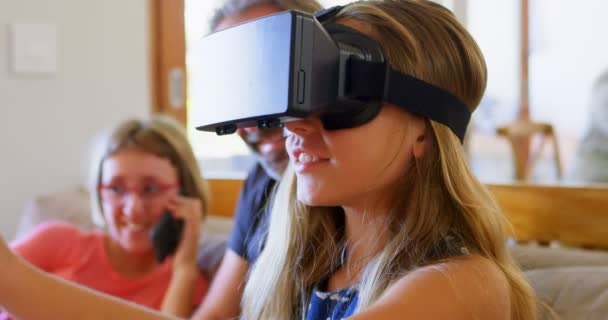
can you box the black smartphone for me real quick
[149,211,184,263]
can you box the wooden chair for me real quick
[496,120,563,181]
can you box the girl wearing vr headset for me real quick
[0,1,538,319]
[241,1,538,320]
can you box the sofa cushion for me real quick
[510,244,608,270]
[526,266,608,320]
[197,216,233,278]
[14,189,95,240]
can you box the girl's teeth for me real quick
[298,153,319,163]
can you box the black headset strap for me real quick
[318,10,471,142]
[348,59,470,142]
[386,67,471,143]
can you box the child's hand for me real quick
[164,195,203,273]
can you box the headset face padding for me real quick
[320,23,387,130]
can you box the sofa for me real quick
[13,189,608,319]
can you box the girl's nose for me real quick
[284,117,319,137]
[121,194,145,219]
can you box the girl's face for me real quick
[284,104,426,209]
[99,148,179,255]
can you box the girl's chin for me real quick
[297,192,336,207]
[119,242,154,256]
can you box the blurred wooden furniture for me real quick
[496,120,563,181]
[208,179,608,249]
[496,0,564,182]
[206,178,245,218]
[488,183,608,249]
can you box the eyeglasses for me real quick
[98,182,179,206]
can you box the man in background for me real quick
[193,1,323,319]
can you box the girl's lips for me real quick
[291,148,330,172]
[120,218,153,231]
[125,223,145,231]
[291,148,325,162]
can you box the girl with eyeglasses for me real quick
[1,115,209,319]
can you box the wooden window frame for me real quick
[149,0,187,124]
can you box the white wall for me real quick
[0,1,150,239]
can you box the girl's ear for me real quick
[413,134,426,159]
[412,118,427,159]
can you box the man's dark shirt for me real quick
[227,164,276,263]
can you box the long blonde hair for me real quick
[243,1,538,319]
[89,115,208,226]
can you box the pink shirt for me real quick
[2,222,208,317]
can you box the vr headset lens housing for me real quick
[191,7,471,142]
[190,12,294,134]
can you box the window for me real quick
[465,0,520,182]
[185,0,251,178]
[466,0,608,182]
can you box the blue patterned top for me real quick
[305,283,359,320]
